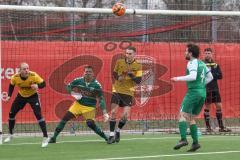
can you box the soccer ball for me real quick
[112,2,126,16]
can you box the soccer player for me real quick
[4,62,49,147]
[48,65,109,143]
[171,44,213,152]
[107,46,142,144]
[203,48,231,132]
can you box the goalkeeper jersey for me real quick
[67,77,106,109]
[10,71,44,97]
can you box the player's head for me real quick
[204,48,213,61]
[185,43,200,60]
[19,62,29,78]
[84,65,94,81]
[125,46,136,62]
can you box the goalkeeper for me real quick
[49,65,109,143]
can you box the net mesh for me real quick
[0,2,240,136]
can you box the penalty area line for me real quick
[86,150,240,160]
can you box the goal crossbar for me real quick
[0,5,240,16]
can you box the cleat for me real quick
[219,128,231,132]
[115,131,120,143]
[41,137,50,148]
[173,140,188,150]
[206,127,214,132]
[187,143,201,152]
[48,137,56,143]
[4,135,13,143]
[107,136,115,144]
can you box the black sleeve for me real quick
[132,77,142,84]
[127,72,142,84]
[37,81,46,89]
[212,65,222,80]
[8,84,15,97]
[113,72,119,80]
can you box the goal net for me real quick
[0,4,240,139]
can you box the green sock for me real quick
[190,124,198,144]
[52,120,66,139]
[92,124,108,141]
[179,121,187,141]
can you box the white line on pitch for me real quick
[2,135,239,146]
[86,151,240,160]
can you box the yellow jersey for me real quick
[10,71,44,97]
[112,58,142,96]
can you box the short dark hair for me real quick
[84,65,93,70]
[204,48,213,52]
[187,43,200,58]
[126,46,136,52]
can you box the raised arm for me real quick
[171,59,198,82]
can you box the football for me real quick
[112,2,126,16]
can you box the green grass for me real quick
[0,134,240,160]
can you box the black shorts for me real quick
[205,90,222,104]
[10,93,42,116]
[111,93,133,107]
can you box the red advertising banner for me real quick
[1,41,240,123]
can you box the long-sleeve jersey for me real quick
[66,77,106,111]
[9,71,45,97]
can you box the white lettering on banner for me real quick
[1,67,20,79]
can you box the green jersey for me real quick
[181,59,209,115]
[186,59,208,90]
[66,77,106,110]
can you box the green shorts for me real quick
[181,89,206,115]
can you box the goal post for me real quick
[0,5,240,16]
[0,4,240,139]
[0,16,2,144]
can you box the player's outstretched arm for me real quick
[171,71,197,82]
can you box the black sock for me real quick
[109,119,116,132]
[118,119,127,130]
[216,109,224,129]
[38,119,48,137]
[9,119,15,135]
[86,120,107,141]
[204,109,211,129]
[52,120,67,139]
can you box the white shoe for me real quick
[41,137,50,148]
[4,135,13,143]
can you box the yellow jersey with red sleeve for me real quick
[112,58,142,96]
[10,71,44,97]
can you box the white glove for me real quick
[71,91,82,100]
[103,113,109,122]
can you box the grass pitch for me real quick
[0,133,240,160]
